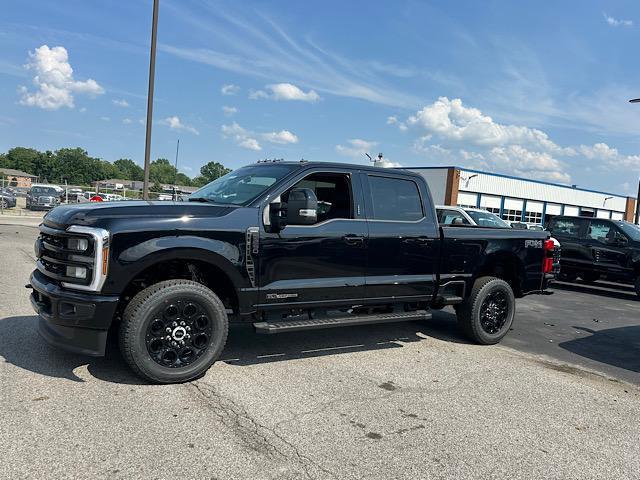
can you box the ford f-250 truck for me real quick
[29,161,556,383]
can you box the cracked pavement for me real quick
[1,224,639,479]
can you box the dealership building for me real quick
[407,166,638,225]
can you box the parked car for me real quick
[26,185,62,210]
[0,189,17,209]
[547,215,640,296]
[508,221,545,231]
[436,205,511,228]
[29,161,556,383]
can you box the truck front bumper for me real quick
[29,270,119,356]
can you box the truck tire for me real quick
[456,276,515,345]
[635,276,640,299]
[119,279,229,384]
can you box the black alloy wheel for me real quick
[120,279,229,384]
[145,300,213,368]
[479,290,509,334]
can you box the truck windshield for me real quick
[189,164,297,205]
[464,209,511,228]
[616,221,640,241]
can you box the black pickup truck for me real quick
[547,215,640,296]
[29,161,555,383]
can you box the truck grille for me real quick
[35,225,94,286]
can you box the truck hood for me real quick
[43,201,237,229]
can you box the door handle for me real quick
[416,237,434,244]
[343,234,365,246]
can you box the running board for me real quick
[254,310,431,334]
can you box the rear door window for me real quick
[587,220,613,243]
[368,176,423,221]
[549,218,583,237]
[437,209,469,225]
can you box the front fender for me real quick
[103,233,247,295]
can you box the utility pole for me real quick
[142,0,160,201]
[1,176,4,215]
[173,138,180,201]
[629,98,640,224]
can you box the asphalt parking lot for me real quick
[1,222,639,479]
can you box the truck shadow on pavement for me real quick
[0,315,146,384]
[552,281,638,302]
[559,326,640,374]
[2,311,470,383]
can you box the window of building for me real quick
[502,209,523,222]
[484,207,501,215]
[368,176,423,221]
[287,172,353,223]
[524,211,543,224]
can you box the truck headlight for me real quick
[66,265,88,279]
[67,237,89,251]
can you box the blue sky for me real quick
[1,0,640,193]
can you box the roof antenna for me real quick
[365,153,372,163]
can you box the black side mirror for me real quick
[286,188,318,225]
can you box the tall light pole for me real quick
[629,98,640,224]
[143,0,160,201]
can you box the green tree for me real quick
[191,175,209,188]
[114,158,144,181]
[5,147,41,174]
[150,180,164,193]
[149,158,177,184]
[199,161,230,183]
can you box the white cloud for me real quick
[238,138,262,151]
[221,84,240,95]
[250,83,320,102]
[405,97,576,182]
[19,45,104,110]
[262,130,298,144]
[122,118,132,124]
[221,122,261,151]
[79,107,87,113]
[406,97,571,154]
[387,115,408,131]
[100,116,110,122]
[222,105,237,116]
[112,99,129,107]
[160,116,199,135]
[335,139,399,166]
[604,13,633,27]
[579,142,640,169]
[248,89,269,100]
[336,139,378,159]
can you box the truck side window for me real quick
[438,209,468,225]
[587,220,612,243]
[368,176,423,221]
[550,218,581,237]
[285,172,353,223]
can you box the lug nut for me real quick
[166,335,171,341]
[185,334,190,339]
[171,341,177,347]
[166,327,171,333]
[180,321,186,326]
[186,326,191,332]
[172,322,178,327]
